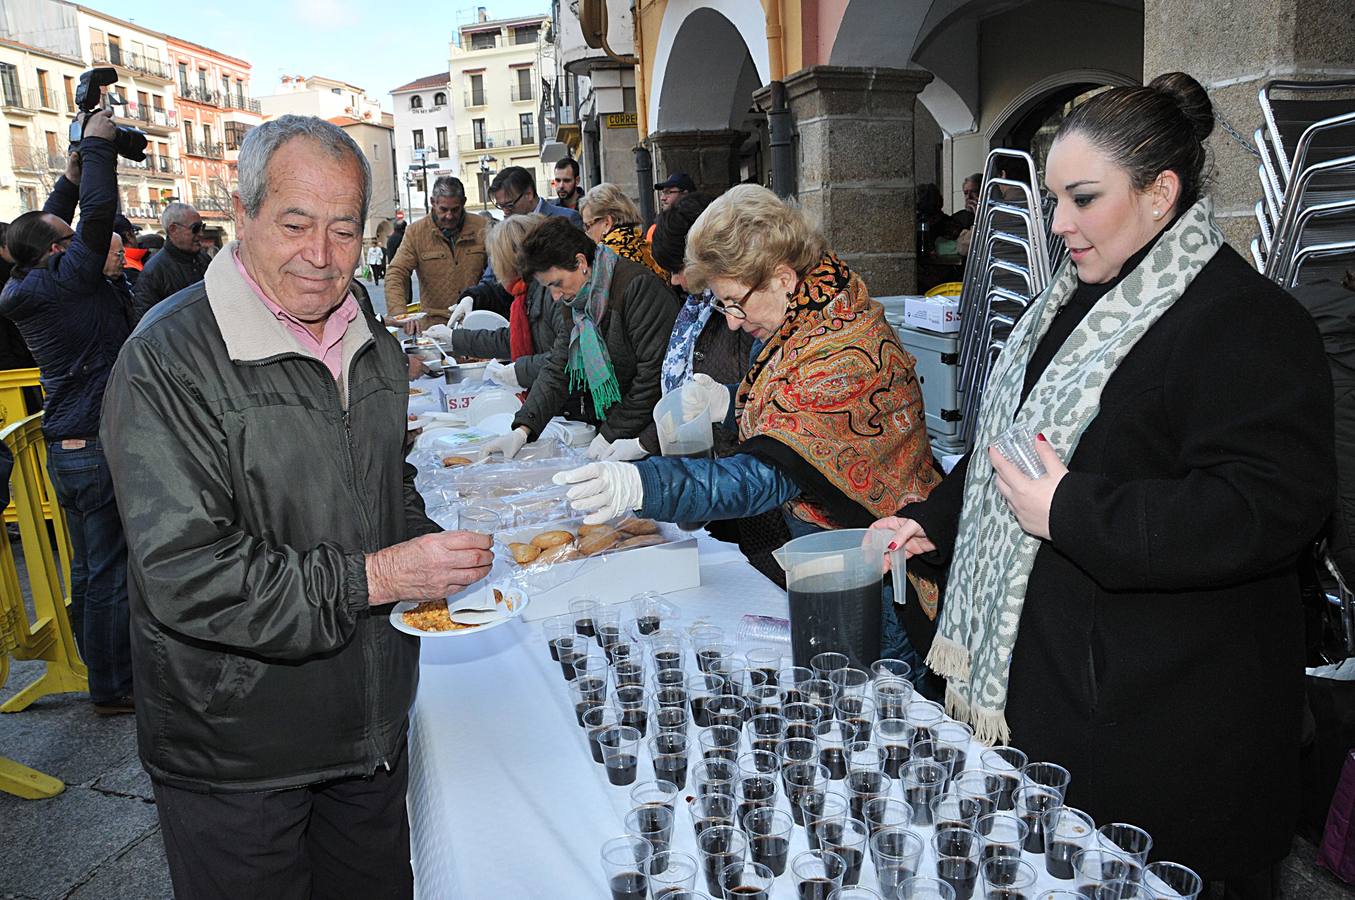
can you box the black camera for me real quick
[67,67,148,161]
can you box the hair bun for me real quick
[1148,71,1214,143]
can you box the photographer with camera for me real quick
[0,108,135,716]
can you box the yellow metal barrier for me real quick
[0,412,84,708]
[0,369,51,527]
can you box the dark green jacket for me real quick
[512,256,678,442]
[101,246,439,793]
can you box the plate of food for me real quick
[391,584,530,638]
[389,312,427,324]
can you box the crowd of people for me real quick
[0,68,1344,900]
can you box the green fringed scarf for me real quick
[928,198,1225,746]
[565,245,622,418]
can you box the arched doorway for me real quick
[988,70,1137,176]
[647,2,767,194]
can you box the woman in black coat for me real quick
[874,74,1334,896]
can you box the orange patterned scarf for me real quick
[736,254,941,614]
[602,224,669,283]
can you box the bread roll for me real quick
[442,455,473,467]
[535,543,580,565]
[578,528,621,556]
[617,533,666,550]
[508,542,540,564]
[617,518,659,536]
[531,529,575,549]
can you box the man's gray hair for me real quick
[161,201,196,231]
[236,115,371,222]
[431,176,465,202]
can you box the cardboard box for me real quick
[903,296,962,334]
[499,518,701,621]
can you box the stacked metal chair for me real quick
[1250,79,1355,289]
[954,149,1058,449]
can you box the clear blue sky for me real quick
[86,0,550,110]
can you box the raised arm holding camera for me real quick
[0,107,136,716]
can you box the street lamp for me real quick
[478,154,496,212]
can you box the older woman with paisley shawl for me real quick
[556,185,941,660]
[872,74,1334,892]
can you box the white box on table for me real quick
[499,519,701,621]
[902,295,961,333]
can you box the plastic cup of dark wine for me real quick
[790,848,847,900]
[742,806,794,876]
[777,666,816,704]
[654,666,687,691]
[734,756,779,827]
[875,717,915,777]
[595,602,624,650]
[600,833,655,900]
[688,673,725,729]
[896,875,957,899]
[954,771,1003,826]
[803,677,839,713]
[599,724,643,786]
[870,826,925,897]
[613,685,651,738]
[931,791,981,833]
[846,740,887,776]
[746,712,786,759]
[979,856,1038,900]
[744,647,782,685]
[570,596,601,640]
[803,791,850,850]
[781,759,830,826]
[811,815,868,887]
[543,614,573,661]
[813,718,856,781]
[872,676,914,720]
[745,686,782,720]
[688,790,738,844]
[647,849,700,897]
[911,740,957,784]
[834,695,877,744]
[572,649,610,686]
[649,629,687,674]
[706,694,749,731]
[1142,862,1203,900]
[697,640,737,677]
[933,825,982,900]
[1012,784,1062,854]
[1040,806,1096,880]
[631,778,679,815]
[1072,847,1134,899]
[584,706,622,765]
[691,757,739,802]
[650,732,690,790]
[828,666,871,698]
[569,672,609,727]
[903,698,945,744]
[630,591,668,638]
[871,657,913,681]
[719,860,774,899]
[1020,761,1071,798]
[980,747,1028,811]
[846,769,890,826]
[625,803,675,861]
[977,812,1028,867]
[862,796,914,837]
[696,824,748,896]
[656,703,691,736]
[698,724,742,763]
[555,634,590,683]
[901,759,947,826]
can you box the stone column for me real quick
[1144,0,1355,254]
[773,66,934,297]
[644,129,747,197]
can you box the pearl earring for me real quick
[1153,209,1162,219]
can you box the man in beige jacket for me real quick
[385,175,488,329]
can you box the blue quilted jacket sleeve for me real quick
[634,451,800,523]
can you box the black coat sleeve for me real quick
[463,282,513,317]
[1049,289,1336,592]
[451,325,510,361]
[598,274,679,442]
[897,453,971,565]
[511,306,574,440]
[131,254,169,322]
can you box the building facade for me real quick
[449,10,551,209]
[257,75,384,123]
[0,37,87,223]
[390,72,455,222]
[166,36,261,243]
[331,117,399,241]
[549,0,1355,295]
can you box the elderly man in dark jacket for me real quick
[100,114,493,899]
[0,111,134,715]
[130,200,210,320]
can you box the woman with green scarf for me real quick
[872,73,1333,895]
[484,216,678,458]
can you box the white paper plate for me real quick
[389,312,426,324]
[466,390,523,426]
[390,585,529,638]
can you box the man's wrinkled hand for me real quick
[365,531,494,605]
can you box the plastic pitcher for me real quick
[652,382,714,459]
[772,529,905,669]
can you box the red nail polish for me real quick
[887,542,897,551]
[1037,433,1047,442]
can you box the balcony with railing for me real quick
[124,200,164,222]
[464,89,487,108]
[90,43,172,81]
[0,87,37,115]
[184,141,226,160]
[223,94,262,114]
[118,154,182,178]
[193,195,234,217]
[115,105,177,135]
[510,83,534,103]
[458,127,537,154]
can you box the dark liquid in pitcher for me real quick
[787,573,883,669]
[609,872,647,900]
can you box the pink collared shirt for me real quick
[233,249,358,382]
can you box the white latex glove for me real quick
[423,324,455,344]
[602,438,648,462]
[483,426,529,459]
[446,296,475,328]
[682,373,731,425]
[553,462,645,526]
[485,359,521,391]
[586,433,612,460]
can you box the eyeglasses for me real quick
[709,283,757,320]
[495,191,527,212]
[175,220,204,234]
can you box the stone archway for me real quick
[648,3,767,195]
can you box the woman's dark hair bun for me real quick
[1149,71,1214,144]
